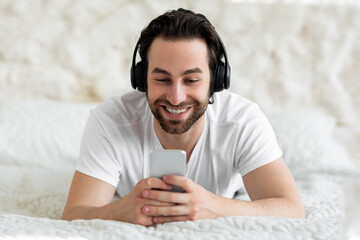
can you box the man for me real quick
[62,8,305,226]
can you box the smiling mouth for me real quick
[164,106,188,115]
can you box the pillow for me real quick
[0,97,96,170]
[266,108,355,175]
[0,98,354,175]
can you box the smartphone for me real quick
[149,149,186,192]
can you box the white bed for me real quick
[0,96,358,240]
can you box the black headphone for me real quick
[130,31,230,93]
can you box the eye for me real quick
[155,78,170,82]
[185,78,199,83]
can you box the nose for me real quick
[167,82,186,106]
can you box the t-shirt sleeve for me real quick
[75,111,121,187]
[236,105,283,176]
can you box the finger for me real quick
[144,199,176,207]
[143,189,188,204]
[152,215,189,224]
[140,216,156,226]
[139,177,173,191]
[162,175,196,192]
[142,205,190,217]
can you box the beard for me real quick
[147,95,209,135]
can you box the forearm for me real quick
[61,201,118,221]
[215,196,305,219]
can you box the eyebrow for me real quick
[151,67,203,76]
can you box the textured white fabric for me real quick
[267,108,355,174]
[75,90,282,199]
[0,97,358,239]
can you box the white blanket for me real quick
[0,97,358,239]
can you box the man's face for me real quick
[146,37,211,135]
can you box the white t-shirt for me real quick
[76,90,282,199]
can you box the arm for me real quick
[237,157,305,218]
[61,171,174,226]
[141,158,305,223]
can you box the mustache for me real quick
[154,99,197,108]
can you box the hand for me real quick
[141,175,224,224]
[113,177,174,226]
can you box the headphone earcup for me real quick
[213,62,225,92]
[224,62,230,90]
[134,61,146,92]
[130,62,137,90]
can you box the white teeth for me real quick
[166,107,187,114]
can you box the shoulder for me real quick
[92,91,150,127]
[207,91,263,126]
